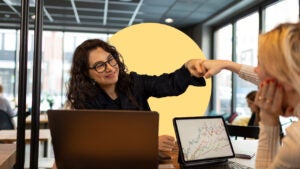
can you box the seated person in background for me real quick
[67,39,206,152]
[199,22,300,169]
[0,84,16,118]
[246,90,260,126]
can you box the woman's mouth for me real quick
[105,71,115,78]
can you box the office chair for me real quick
[226,124,259,140]
[0,109,14,130]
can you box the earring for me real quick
[91,79,96,85]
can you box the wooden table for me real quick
[0,129,51,157]
[26,114,49,128]
[159,139,258,169]
[0,144,16,169]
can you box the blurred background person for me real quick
[0,84,16,118]
[246,90,260,126]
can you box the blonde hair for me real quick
[258,22,300,94]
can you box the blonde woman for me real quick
[200,22,300,168]
[254,22,300,168]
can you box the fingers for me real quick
[266,79,276,102]
[161,135,175,142]
[185,59,230,78]
[159,135,176,152]
[159,144,175,151]
[262,79,276,110]
[159,145,173,152]
[185,59,205,78]
[256,79,276,107]
[255,83,263,104]
[202,60,224,78]
[204,71,213,78]
[271,83,283,113]
[255,79,283,126]
[189,66,204,77]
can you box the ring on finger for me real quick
[266,99,272,103]
[258,96,264,100]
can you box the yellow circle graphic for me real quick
[109,23,211,136]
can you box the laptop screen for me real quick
[279,116,298,135]
[48,109,159,169]
[173,116,234,163]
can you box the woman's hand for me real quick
[158,135,176,152]
[255,79,282,126]
[184,59,243,78]
[201,60,242,78]
[184,59,205,78]
[201,60,227,78]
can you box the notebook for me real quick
[47,109,159,169]
[173,116,252,169]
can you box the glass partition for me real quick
[213,25,232,116]
[264,0,299,32]
[235,13,259,116]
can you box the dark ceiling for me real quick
[0,0,249,33]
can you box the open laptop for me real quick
[47,109,159,169]
[173,116,252,169]
[279,116,298,136]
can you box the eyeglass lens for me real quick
[95,56,117,73]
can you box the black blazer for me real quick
[84,65,206,110]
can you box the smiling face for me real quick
[88,47,119,89]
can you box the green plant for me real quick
[46,94,54,109]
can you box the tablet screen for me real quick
[174,116,234,162]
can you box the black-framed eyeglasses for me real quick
[89,55,118,73]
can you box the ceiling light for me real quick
[31,15,35,19]
[165,18,173,23]
[120,0,132,2]
[4,14,10,18]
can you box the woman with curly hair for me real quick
[66,38,206,152]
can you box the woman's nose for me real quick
[105,62,114,72]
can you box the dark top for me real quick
[248,112,259,126]
[248,113,256,126]
[84,65,206,110]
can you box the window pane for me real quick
[24,30,34,109]
[265,0,299,32]
[0,29,17,105]
[40,31,64,110]
[235,13,258,117]
[213,25,232,115]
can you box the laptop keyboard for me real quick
[181,161,253,169]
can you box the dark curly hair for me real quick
[67,39,137,109]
